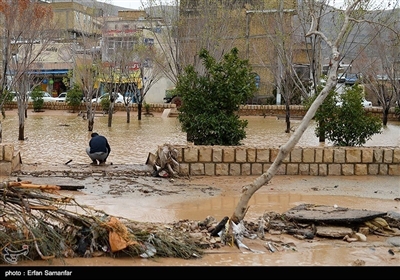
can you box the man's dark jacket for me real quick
[89,135,111,154]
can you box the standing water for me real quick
[1,110,399,165]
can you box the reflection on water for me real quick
[1,112,399,164]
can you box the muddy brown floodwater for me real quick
[0,109,399,270]
[2,109,399,165]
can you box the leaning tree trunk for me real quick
[230,53,341,224]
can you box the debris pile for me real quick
[147,144,180,178]
[1,180,400,264]
[0,180,202,264]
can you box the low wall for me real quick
[0,144,21,176]
[4,102,399,120]
[173,145,400,176]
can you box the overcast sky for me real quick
[98,0,143,10]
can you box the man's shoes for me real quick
[90,160,98,165]
[98,160,105,166]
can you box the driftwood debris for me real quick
[4,181,84,191]
[147,144,180,178]
[0,180,203,264]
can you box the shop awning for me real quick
[27,69,70,75]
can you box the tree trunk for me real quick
[285,103,291,133]
[383,108,389,126]
[18,108,25,141]
[108,102,114,127]
[138,102,142,121]
[87,108,94,132]
[126,106,130,123]
[231,57,340,224]
[318,120,326,142]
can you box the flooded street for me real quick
[1,109,400,267]
[1,109,400,165]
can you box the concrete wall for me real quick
[174,145,400,176]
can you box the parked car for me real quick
[53,92,67,102]
[91,92,124,104]
[362,98,373,107]
[11,91,19,102]
[124,92,137,103]
[27,91,57,102]
[344,73,359,85]
[337,74,346,83]
[336,98,372,108]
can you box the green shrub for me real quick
[177,47,256,145]
[66,85,83,112]
[30,89,44,112]
[100,96,110,112]
[395,106,400,121]
[310,85,382,146]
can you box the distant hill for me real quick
[48,0,133,16]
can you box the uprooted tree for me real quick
[230,0,399,225]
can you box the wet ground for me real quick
[7,168,400,267]
[1,109,400,268]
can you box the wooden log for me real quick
[57,185,85,191]
[29,205,58,211]
[6,181,61,191]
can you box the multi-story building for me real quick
[178,0,309,104]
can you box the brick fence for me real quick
[173,145,400,176]
[4,102,399,120]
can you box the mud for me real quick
[4,164,400,267]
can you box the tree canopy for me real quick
[176,47,257,145]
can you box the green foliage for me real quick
[0,90,14,118]
[1,90,14,104]
[309,85,382,146]
[30,88,44,112]
[100,95,110,112]
[144,102,150,113]
[395,106,400,121]
[176,47,257,145]
[66,85,83,111]
[165,88,177,100]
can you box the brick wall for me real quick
[174,145,400,176]
[4,103,399,120]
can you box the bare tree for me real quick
[230,0,399,224]
[356,23,400,125]
[0,0,56,141]
[143,0,245,92]
[68,1,108,132]
[134,32,163,120]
